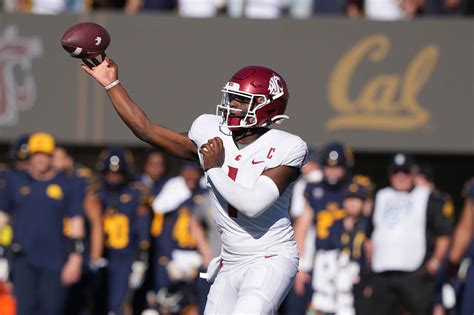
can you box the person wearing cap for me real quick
[150,160,209,314]
[365,153,452,315]
[96,147,151,315]
[8,134,31,172]
[292,142,359,314]
[445,178,474,315]
[0,132,85,315]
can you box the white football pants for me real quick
[204,254,298,315]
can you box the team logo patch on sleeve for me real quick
[46,184,63,200]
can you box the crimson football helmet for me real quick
[217,66,290,129]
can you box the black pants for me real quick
[368,266,435,315]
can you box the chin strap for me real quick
[271,115,290,125]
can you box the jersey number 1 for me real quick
[227,166,238,218]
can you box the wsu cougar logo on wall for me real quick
[0,26,43,126]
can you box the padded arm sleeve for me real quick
[206,168,280,218]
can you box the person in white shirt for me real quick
[365,153,451,315]
[80,57,308,315]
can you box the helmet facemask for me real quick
[217,83,287,130]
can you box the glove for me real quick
[128,248,148,289]
[129,260,147,289]
[89,258,108,272]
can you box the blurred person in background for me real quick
[313,0,363,17]
[0,136,29,315]
[365,153,452,315]
[97,147,151,315]
[121,0,176,14]
[445,178,474,315]
[189,187,221,315]
[364,0,422,20]
[138,149,169,199]
[52,146,105,315]
[413,163,456,315]
[324,181,371,315]
[281,147,321,315]
[0,132,85,315]
[227,0,285,18]
[421,0,465,15]
[8,133,30,172]
[150,161,207,315]
[292,142,355,315]
[177,0,218,17]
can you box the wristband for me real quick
[104,80,120,90]
[69,238,85,255]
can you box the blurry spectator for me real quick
[289,0,313,18]
[123,0,175,14]
[97,148,151,315]
[150,161,207,314]
[313,0,363,17]
[365,153,452,315]
[414,163,455,224]
[413,163,455,315]
[445,178,474,315]
[0,150,15,315]
[353,174,375,218]
[8,133,30,172]
[139,149,169,198]
[292,142,355,315]
[421,0,465,15]
[364,0,421,19]
[178,0,218,17]
[324,181,371,315]
[227,0,285,18]
[52,146,105,315]
[0,132,85,315]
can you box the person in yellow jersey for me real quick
[0,132,85,315]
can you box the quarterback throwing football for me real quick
[81,58,307,314]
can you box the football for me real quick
[61,22,110,59]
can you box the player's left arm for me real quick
[201,137,301,218]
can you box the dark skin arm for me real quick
[449,198,473,264]
[84,192,104,262]
[199,137,299,195]
[81,57,198,161]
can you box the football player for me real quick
[151,161,207,314]
[292,142,355,314]
[325,181,370,315]
[81,59,307,314]
[96,148,151,315]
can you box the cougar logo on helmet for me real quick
[268,75,283,96]
[217,66,290,130]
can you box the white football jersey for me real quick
[188,114,308,264]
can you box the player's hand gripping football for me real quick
[199,137,225,172]
[81,55,119,88]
